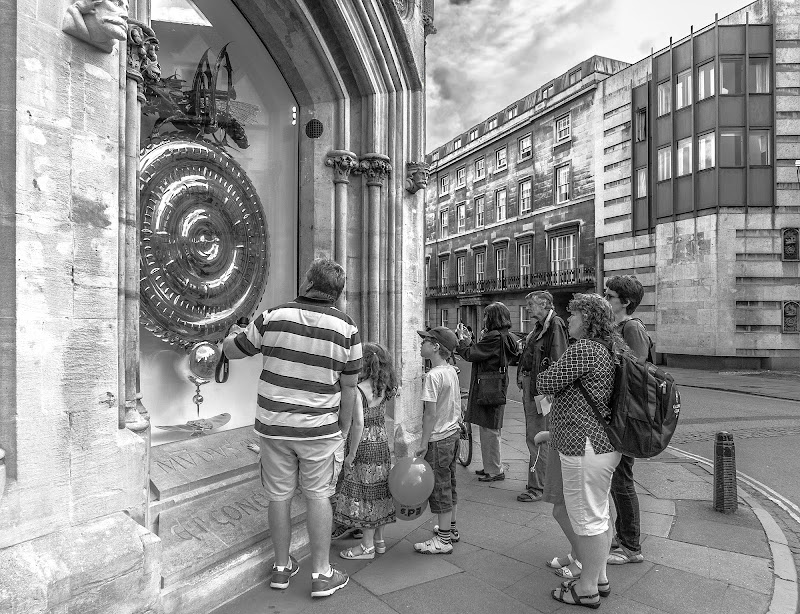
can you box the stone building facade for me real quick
[425,56,629,333]
[0,0,430,612]
[595,0,800,369]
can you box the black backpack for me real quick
[576,346,681,459]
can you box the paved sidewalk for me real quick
[217,398,796,614]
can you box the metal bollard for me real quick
[713,432,738,514]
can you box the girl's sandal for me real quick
[562,579,610,598]
[551,584,600,609]
[546,553,575,569]
[374,539,387,554]
[554,560,582,579]
[339,544,375,560]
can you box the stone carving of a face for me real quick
[63,0,130,54]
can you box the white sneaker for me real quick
[414,535,453,555]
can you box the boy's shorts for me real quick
[425,431,459,514]
[258,434,345,501]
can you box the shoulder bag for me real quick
[475,333,509,406]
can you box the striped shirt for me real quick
[224,296,362,440]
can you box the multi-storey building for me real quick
[425,56,629,335]
[596,0,799,369]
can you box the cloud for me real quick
[425,0,749,149]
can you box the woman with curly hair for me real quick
[537,293,623,609]
[334,342,398,559]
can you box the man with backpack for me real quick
[603,275,650,565]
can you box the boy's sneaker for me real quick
[414,535,453,555]
[432,525,460,542]
[311,566,349,598]
[269,555,300,589]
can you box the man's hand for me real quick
[517,379,523,390]
[533,431,551,446]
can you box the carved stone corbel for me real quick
[127,19,160,104]
[325,150,360,184]
[357,153,392,187]
[422,0,437,36]
[405,161,430,194]
[63,0,130,53]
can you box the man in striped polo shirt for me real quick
[223,258,362,598]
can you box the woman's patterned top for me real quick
[536,338,615,456]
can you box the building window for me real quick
[496,188,507,221]
[518,134,532,160]
[541,84,553,100]
[475,252,485,282]
[432,151,439,162]
[507,107,518,120]
[749,129,771,165]
[697,132,715,170]
[636,167,647,198]
[556,114,571,142]
[676,137,692,177]
[520,305,532,333]
[441,308,449,328]
[457,203,466,232]
[439,259,449,288]
[721,129,744,166]
[425,306,432,328]
[657,146,671,181]
[697,62,715,100]
[495,147,507,170]
[555,164,570,203]
[720,57,744,95]
[550,233,576,273]
[469,128,479,141]
[453,137,462,149]
[457,255,466,290]
[657,81,671,116]
[475,195,485,227]
[676,69,692,110]
[749,57,770,93]
[568,69,582,85]
[635,107,647,142]
[475,157,485,180]
[439,174,449,195]
[487,117,498,130]
[439,208,449,238]
[518,242,532,278]
[519,178,532,213]
[456,166,466,188]
[496,247,507,283]
[425,257,430,287]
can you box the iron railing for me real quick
[425,266,595,298]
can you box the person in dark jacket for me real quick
[455,302,518,482]
[515,291,568,503]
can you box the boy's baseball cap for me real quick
[417,326,458,353]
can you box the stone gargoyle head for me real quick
[63,0,130,54]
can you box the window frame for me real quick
[749,129,771,166]
[440,308,449,328]
[749,57,771,94]
[456,255,466,290]
[568,69,582,85]
[657,80,671,116]
[487,117,498,130]
[698,131,715,171]
[469,128,479,141]
[635,167,648,199]
[439,258,449,288]
[697,61,715,101]
[475,195,485,228]
[520,305,532,334]
[495,246,507,282]
[720,128,745,167]
[555,163,571,204]
[455,166,466,188]
[676,136,692,177]
[495,188,507,221]
[555,113,571,143]
[456,203,466,232]
[541,83,553,100]
[518,133,532,160]
[548,230,577,274]
[720,56,744,96]
[495,146,508,170]
[439,173,449,196]
[634,107,647,142]
[439,208,449,238]
[519,177,532,214]
[518,241,532,278]
[675,68,692,110]
[475,251,485,282]
[507,107,518,120]
[474,157,485,181]
[453,137,462,149]
[657,146,672,182]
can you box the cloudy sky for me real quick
[426,0,751,149]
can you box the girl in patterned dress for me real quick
[334,342,397,560]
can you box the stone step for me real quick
[157,476,307,588]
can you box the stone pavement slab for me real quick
[634,462,713,500]
[640,510,674,538]
[449,548,538,590]
[670,511,771,558]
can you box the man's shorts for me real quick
[258,434,345,502]
[425,431,459,514]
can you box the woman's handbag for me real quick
[475,333,509,406]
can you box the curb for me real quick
[669,446,799,614]
[676,382,800,403]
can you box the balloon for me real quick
[388,457,435,521]
[188,341,222,380]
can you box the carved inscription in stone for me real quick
[784,301,799,334]
[150,426,260,498]
[783,228,798,261]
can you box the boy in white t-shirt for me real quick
[414,326,462,555]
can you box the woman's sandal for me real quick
[546,553,576,570]
[339,544,375,560]
[562,579,610,598]
[554,560,582,579]
[552,584,600,609]
[374,540,386,554]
